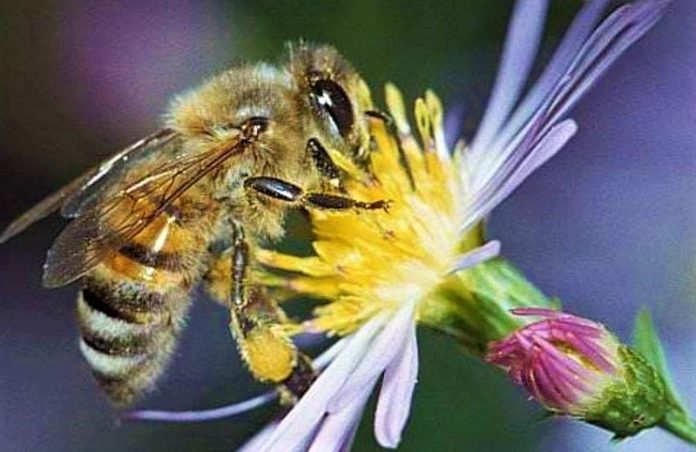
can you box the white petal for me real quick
[327,300,416,413]
[315,337,350,369]
[449,240,501,274]
[260,314,388,452]
[308,388,372,452]
[374,320,419,448]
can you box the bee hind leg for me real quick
[227,220,316,401]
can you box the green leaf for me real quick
[631,308,685,409]
[633,309,669,376]
[632,308,696,445]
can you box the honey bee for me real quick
[0,42,388,406]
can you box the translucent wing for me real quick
[0,128,177,244]
[42,137,250,288]
[61,128,179,217]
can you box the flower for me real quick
[486,307,622,415]
[250,1,670,449]
[487,308,677,438]
[256,95,502,448]
[126,0,671,449]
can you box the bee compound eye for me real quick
[310,79,355,139]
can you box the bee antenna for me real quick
[365,109,393,126]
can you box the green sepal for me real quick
[466,257,556,313]
[584,346,669,438]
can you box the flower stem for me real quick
[660,408,696,444]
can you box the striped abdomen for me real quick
[77,202,216,406]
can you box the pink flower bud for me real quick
[487,308,621,415]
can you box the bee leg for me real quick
[303,193,390,211]
[244,176,390,211]
[307,138,340,185]
[228,220,316,401]
[202,238,235,306]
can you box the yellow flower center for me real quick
[258,84,482,336]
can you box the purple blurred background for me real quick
[0,1,694,451]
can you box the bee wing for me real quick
[61,128,179,218]
[42,136,249,288]
[0,128,177,244]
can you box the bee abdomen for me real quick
[118,242,188,273]
[80,280,168,323]
[77,276,191,406]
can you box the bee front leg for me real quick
[227,220,315,401]
[308,138,341,185]
[244,176,390,211]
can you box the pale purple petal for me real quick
[488,0,667,163]
[470,0,549,156]
[449,240,500,273]
[374,320,419,448]
[493,0,609,151]
[336,421,361,452]
[500,0,667,154]
[482,119,577,206]
[309,388,372,452]
[260,315,387,452]
[463,0,668,230]
[465,101,575,216]
[238,420,279,452]
[125,390,278,423]
[327,300,416,413]
[462,119,577,231]
[543,0,669,131]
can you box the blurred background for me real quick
[1,1,695,451]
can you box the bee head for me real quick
[286,42,374,163]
